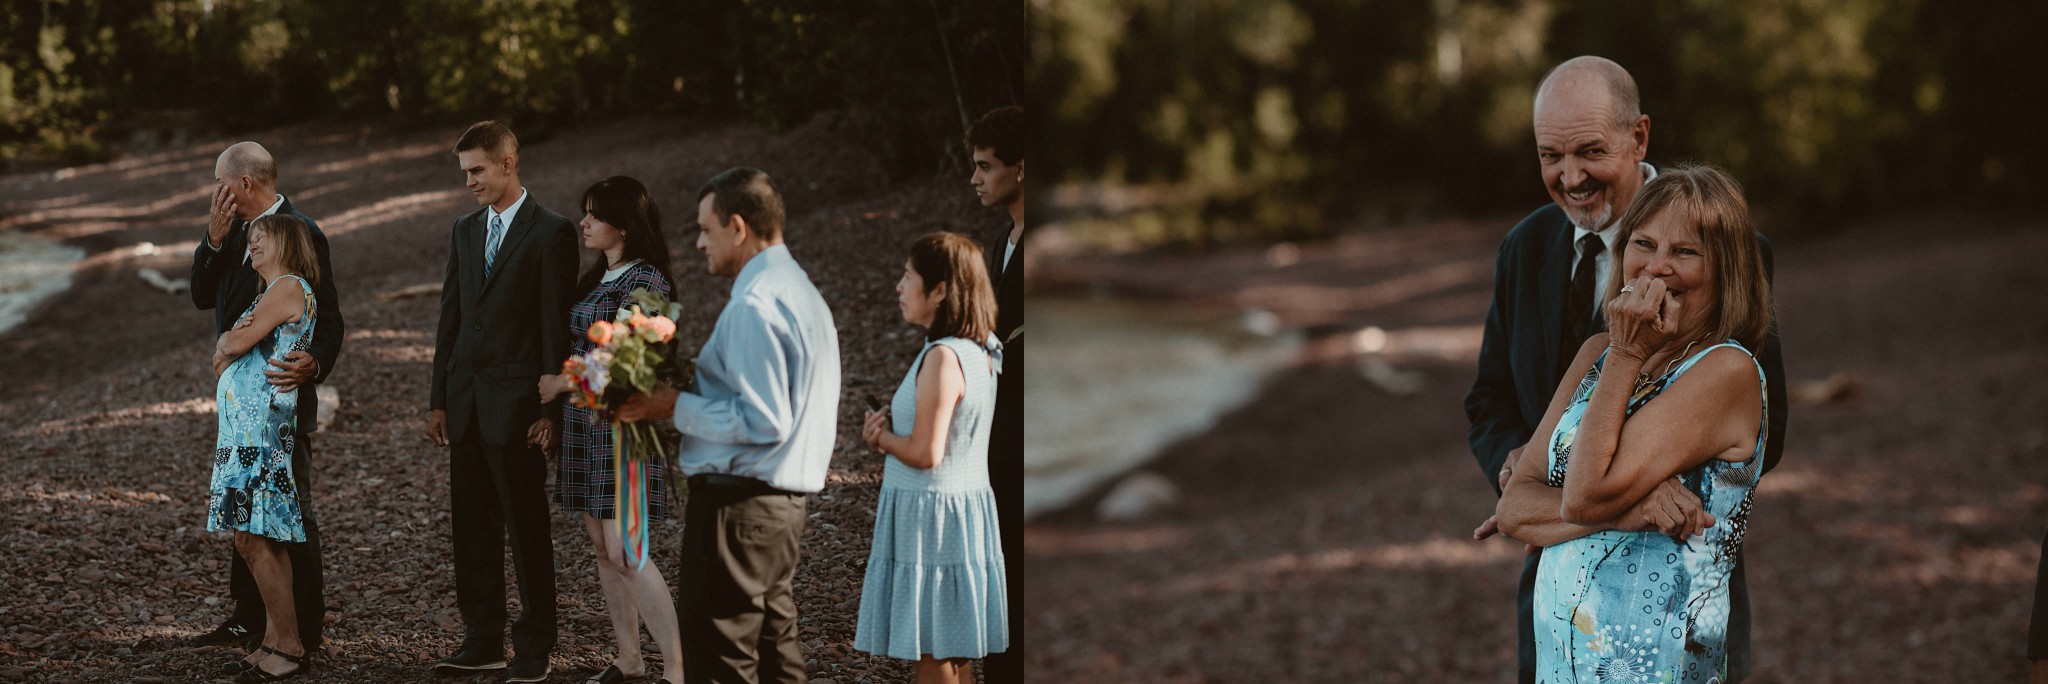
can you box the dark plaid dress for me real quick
[557,261,673,520]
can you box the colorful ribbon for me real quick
[611,420,650,571]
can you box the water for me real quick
[0,229,85,338]
[1024,297,1301,519]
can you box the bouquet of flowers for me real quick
[560,287,692,569]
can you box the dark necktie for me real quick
[1562,234,1605,367]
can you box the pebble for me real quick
[0,118,932,684]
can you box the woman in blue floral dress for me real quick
[208,214,321,682]
[856,232,1008,684]
[535,176,685,684]
[1493,167,1773,683]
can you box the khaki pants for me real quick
[677,479,807,684]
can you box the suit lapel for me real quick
[1537,213,1574,379]
[479,201,542,298]
[461,211,486,310]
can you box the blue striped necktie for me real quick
[485,214,505,276]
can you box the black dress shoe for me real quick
[506,657,552,683]
[585,663,639,683]
[431,642,507,674]
[190,620,262,647]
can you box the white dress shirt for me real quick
[1570,162,1658,315]
[671,245,843,493]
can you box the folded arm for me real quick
[213,278,305,374]
[1560,342,1762,525]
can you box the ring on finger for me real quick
[1620,285,1636,294]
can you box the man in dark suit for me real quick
[1464,56,1787,683]
[423,121,578,684]
[967,105,1025,682]
[187,141,343,655]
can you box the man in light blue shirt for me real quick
[618,167,839,683]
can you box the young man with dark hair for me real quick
[966,104,1025,682]
[425,120,579,683]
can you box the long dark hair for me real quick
[575,175,674,298]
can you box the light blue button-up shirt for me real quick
[672,244,842,493]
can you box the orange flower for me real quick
[587,320,615,346]
[646,315,676,342]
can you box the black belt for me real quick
[688,473,801,496]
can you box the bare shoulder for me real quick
[1678,345,1764,403]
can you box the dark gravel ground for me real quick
[1025,215,2048,682]
[0,115,1006,683]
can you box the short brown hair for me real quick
[907,232,996,344]
[697,167,786,241]
[966,106,1025,166]
[454,120,519,158]
[250,214,322,288]
[1605,165,1772,349]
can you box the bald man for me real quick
[1464,56,1786,682]
[188,141,345,654]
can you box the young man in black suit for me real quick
[968,105,1025,682]
[1464,56,1787,683]
[423,121,579,683]
[188,141,344,657]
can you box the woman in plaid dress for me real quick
[537,176,685,684]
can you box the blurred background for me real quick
[1024,0,2048,681]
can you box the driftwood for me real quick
[136,267,189,296]
[375,282,442,302]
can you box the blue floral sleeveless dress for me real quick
[1535,341,1767,684]
[207,274,316,542]
[854,336,1009,660]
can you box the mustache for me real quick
[1556,177,1605,195]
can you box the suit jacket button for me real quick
[474,324,482,331]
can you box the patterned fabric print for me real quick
[207,275,315,542]
[854,337,1009,661]
[556,263,673,520]
[1534,341,1768,684]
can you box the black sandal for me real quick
[234,645,310,683]
[587,662,641,683]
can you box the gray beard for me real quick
[1565,202,1614,233]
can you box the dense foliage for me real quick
[1034,0,2048,245]
[0,0,1025,177]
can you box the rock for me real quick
[808,679,838,684]
[316,386,341,431]
[1096,471,1181,522]
[1357,357,1424,396]
[1791,371,1857,406]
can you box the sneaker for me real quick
[189,620,261,648]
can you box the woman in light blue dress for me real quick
[856,232,1008,684]
[1493,167,1773,683]
[208,214,321,682]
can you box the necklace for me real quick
[1633,339,1703,395]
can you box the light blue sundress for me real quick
[206,274,316,543]
[854,336,1009,660]
[1535,341,1767,684]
